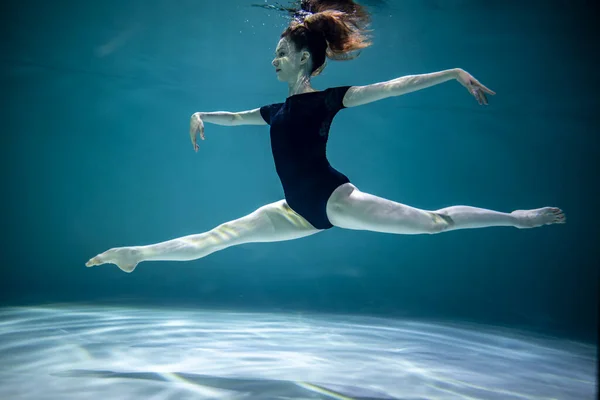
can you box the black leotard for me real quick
[260,86,352,229]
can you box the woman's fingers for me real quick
[189,113,205,151]
[477,82,496,95]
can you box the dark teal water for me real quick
[2,0,597,353]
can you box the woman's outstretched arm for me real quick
[342,68,496,108]
[189,108,266,152]
[196,109,267,126]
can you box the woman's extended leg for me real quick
[326,183,565,234]
[86,200,321,273]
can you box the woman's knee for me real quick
[425,211,454,234]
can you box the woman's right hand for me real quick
[189,112,205,152]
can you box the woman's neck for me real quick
[287,74,315,97]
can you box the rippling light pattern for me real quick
[0,306,595,399]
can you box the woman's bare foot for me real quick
[85,247,142,273]
[512,207,566,229]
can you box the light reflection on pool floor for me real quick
[0,305,595,399]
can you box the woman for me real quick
[86,0,565,273]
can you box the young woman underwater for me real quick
[86,0,565,273]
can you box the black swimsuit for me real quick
[260,86,352,229]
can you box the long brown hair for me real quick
[281,0,372,76]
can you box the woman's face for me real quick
[271,37,308,81]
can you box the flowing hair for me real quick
[281,0,372,76]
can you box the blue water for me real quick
[1,0,597,398]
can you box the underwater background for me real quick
[1,2,597,395]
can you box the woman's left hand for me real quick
[455,68,496,105]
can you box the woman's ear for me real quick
[300,50,311,64]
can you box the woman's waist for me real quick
[278,165,349,192]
